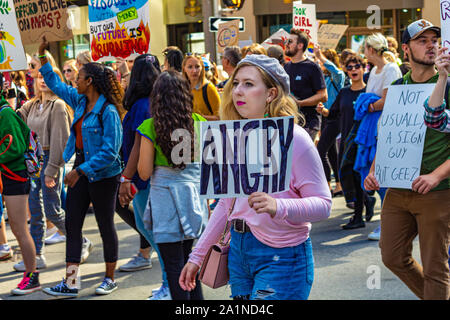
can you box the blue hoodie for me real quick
[353,92,382,186]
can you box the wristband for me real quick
[120,175,132,183]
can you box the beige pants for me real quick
[379,188,450,300]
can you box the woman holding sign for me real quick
[179,54,331,300]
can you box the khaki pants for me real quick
[379,188,450,300]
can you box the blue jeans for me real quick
[133,184,168,287]
[29,151,66,255]
[228,229,314,300]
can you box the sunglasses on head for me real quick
[346,64,362,71]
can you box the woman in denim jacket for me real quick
[37,38,124,297]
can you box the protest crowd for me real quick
[0,2,449,301]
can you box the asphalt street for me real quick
[0,188,420,301]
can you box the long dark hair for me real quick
[123,54,160,111]
[151,71,194,169]
[82,63,125,119]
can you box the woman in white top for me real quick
[364,33,403,112]
[363,33,402,240]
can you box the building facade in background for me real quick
[33,0,439,69]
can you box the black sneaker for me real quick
[95,277,117,295]
[365,196,377,222]
[342,216,365,230]
[11,272,41,295]
[43,278,79,297]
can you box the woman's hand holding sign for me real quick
[248,192,277,218]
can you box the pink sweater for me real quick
[189,124,332,267]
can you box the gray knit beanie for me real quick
[237,54,290,94]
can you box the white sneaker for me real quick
[147,284,171,300]
[13,255,47,272]
[368,226,381,241]
[80,237,93,264]
[45,233,66,245]
[0,244,12,261]
[45,226,58,239]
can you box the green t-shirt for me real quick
[137,113,206,167]
[392,71,450,191]
[0,105,30,173]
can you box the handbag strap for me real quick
[218,198,237,246]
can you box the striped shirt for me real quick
[424,97,450,133]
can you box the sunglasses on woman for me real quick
[63,69,72,74]
[29,63,36,70]
[346,64,362,71]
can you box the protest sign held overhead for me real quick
[217,19,239,54]
[318,24,348,50]
[292,1,317,50]
[89,0,150,62]
[261,28,290,50]
[441,0,450,48]
[374,84,435,189]
[13,0,73,45]
[199,117,294,199]
[0,0,27,71]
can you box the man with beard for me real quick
[284,29,327,141]
[364,20,450,300]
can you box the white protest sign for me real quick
[261,28,290,50]
[441,0,450,48]
[292,2,317,49]
[199,117,294,199]
[374,84,435,189]
[0,0,27,71]
[89,0,150,62]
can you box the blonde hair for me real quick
[241,43,268,58]
[364,33,396,63]
[220,62,303,126]
[181,55,206,86]
[76,50,93,66]
[64,59,78,71]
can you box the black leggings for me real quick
[157,239,204,300]
[65,168,120,263]
[115,196,151,250]
[317,119,340,183]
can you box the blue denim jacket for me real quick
[40,62,122,183]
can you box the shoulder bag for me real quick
[198,198,236,289]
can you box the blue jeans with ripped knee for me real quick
[228,228,314,300]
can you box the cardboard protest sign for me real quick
[261,28,290,50]
[292,1,317,49]
[89,0,150,62]
[374,84,435,189]
[318,24,348,50]
[13,0,73,45]
[0,0,27,71]
[217,20,239,54]
[199,117,294,199]
[441,0,450,48]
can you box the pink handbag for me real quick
[199,198,236,289]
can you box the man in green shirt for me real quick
[364,20,450,300]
